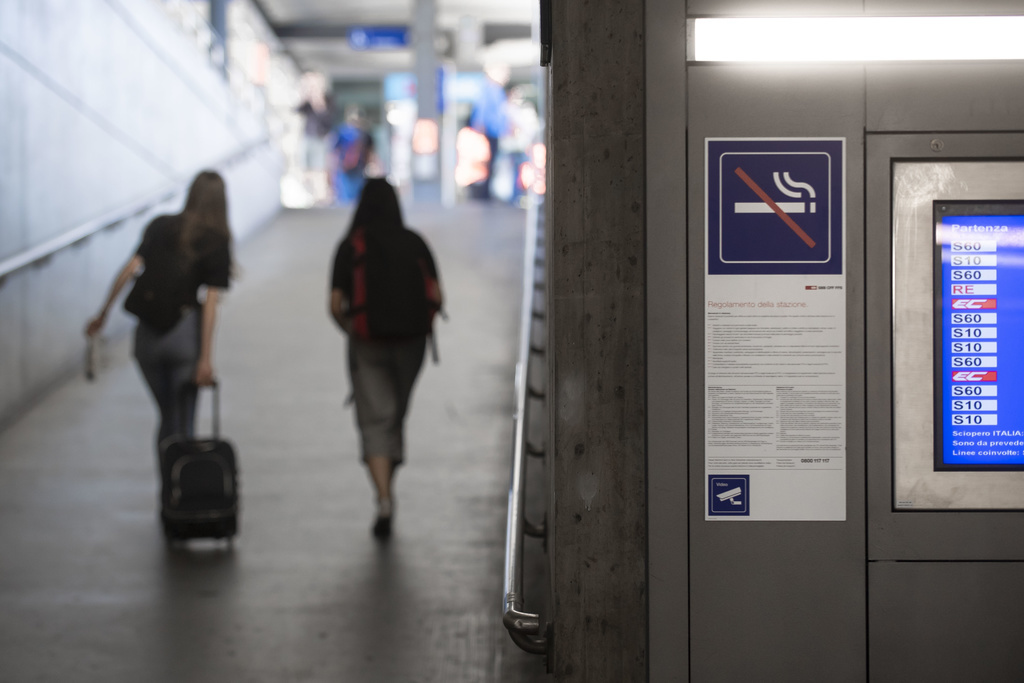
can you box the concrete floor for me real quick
[0,203,550,682]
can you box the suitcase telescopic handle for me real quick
[176,381,220,440]
[207,381,220,440]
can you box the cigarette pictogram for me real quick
[734,166,817,249]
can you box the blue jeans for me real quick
[133,309,199,454]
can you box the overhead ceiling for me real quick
[252,0,537,79]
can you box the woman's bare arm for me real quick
[194,288,220,386]
[85,255,143,337]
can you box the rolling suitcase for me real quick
[159,383,239,541]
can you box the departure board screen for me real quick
[935,201,1024,470]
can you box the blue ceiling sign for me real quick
[348,26,410,51]
[707,138,844,275]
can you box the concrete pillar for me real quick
[547,0,647,678]
[413,0,440,201]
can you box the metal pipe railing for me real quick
[503,197,548,655]
[0,140,269,283]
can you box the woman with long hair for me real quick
[86,170,233,452]
[330,178,443,539]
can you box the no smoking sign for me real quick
[707,138,845,275]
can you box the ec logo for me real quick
[952,371,997,382]
[952,299,997,309]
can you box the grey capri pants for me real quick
[349,336,427,464]
[133,308,200,453]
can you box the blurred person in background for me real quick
[468,63,510,200]
[296,72,335,205]
[331,106,375,204]
[503,86,540,206]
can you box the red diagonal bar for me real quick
[734,167,816,249]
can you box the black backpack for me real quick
[347,226,440,340]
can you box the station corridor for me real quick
[0,202,549,682]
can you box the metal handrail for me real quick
[503,197,548,655]
[0,139,269,283]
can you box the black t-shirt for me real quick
[136,213,231,309]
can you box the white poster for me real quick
[704,138,846,521]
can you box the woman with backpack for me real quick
[85,170,233,455]
[329,178,443,539]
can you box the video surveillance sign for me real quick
[708,475,750,516]
[708,139,843,275]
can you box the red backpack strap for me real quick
[350,227,370,339]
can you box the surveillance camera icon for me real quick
[715,487,744,506]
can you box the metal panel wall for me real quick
[866,64,1024,133]
[647,0,691,678]
[686,64,866,681]
[645,4,1024,681]
[687,0,861,15]
[864,0,1024,13]
[688,0,1024,16]
[869,562,1024,680]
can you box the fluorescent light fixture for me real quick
[693,16,1024,62]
